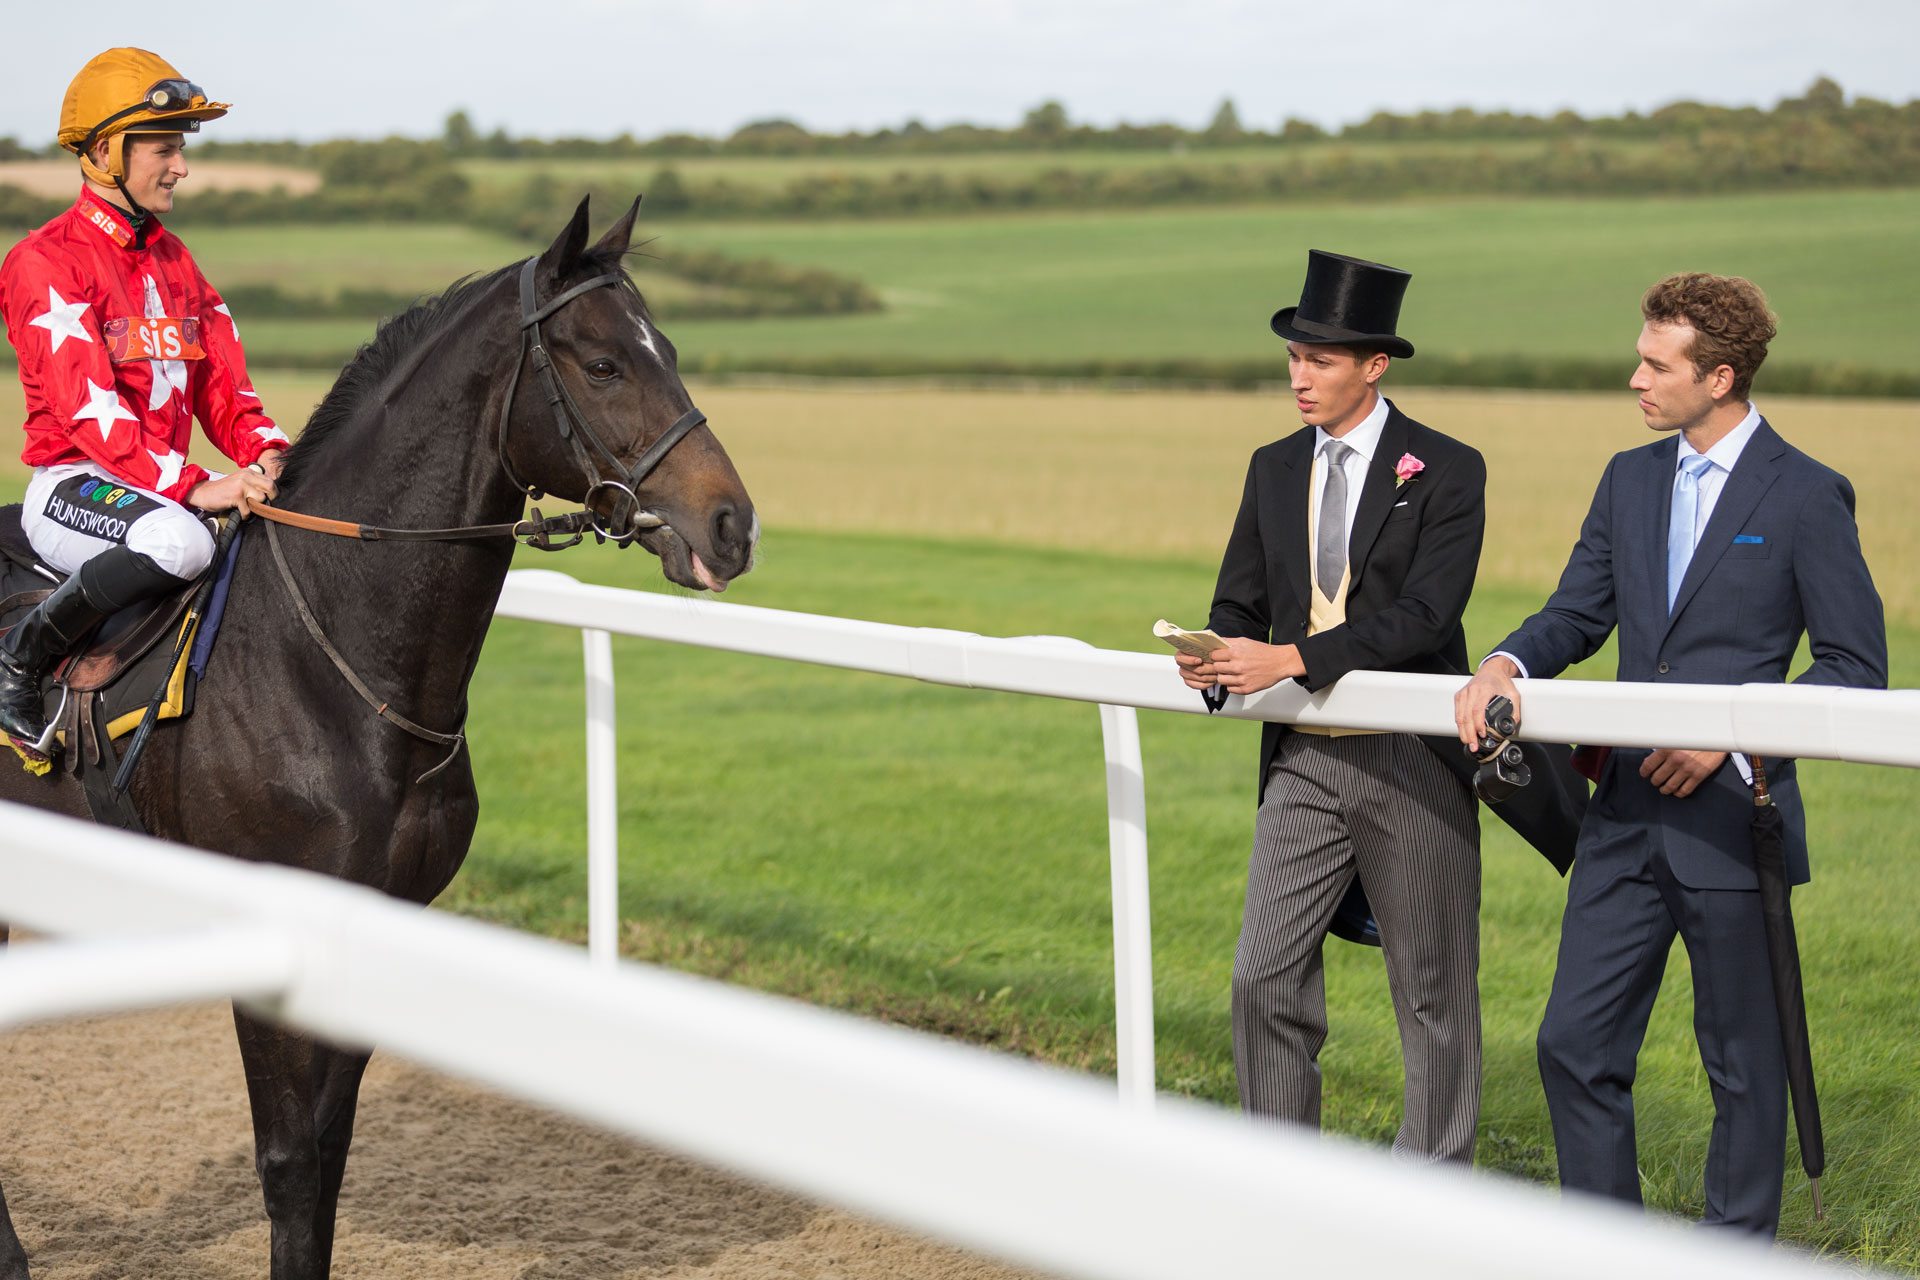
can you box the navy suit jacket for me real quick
[1494,418,1887,889]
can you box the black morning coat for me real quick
[1206,399,1588,874]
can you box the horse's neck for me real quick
[263,335,528,728]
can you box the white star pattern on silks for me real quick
[143,274,188,412]
[149,350,189,410]
[214,302,239,342]
[28,286,92,354]
[73,379,138,440]
[237,384,260,401]
[253,423,290,445]
[148,448,187,493]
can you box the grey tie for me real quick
[1316,439,1353,600]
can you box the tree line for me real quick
[1,79,1912,229]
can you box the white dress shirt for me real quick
[1309,392,1391,571]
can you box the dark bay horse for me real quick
[0,196,755,1279]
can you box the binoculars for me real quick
[1465,694,1531,804]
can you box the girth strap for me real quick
[263,519,466,783]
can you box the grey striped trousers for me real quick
[1231,730,1482,1163]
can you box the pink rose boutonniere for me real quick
[1394,453,1425,485]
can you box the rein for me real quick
[263,519,466,782]
[247,501,605,553]
[258,254,710,780]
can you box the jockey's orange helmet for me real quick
[58,48,229,186]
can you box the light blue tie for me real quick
[1667,452,1714,613]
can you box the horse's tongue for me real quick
[691,551,726,593]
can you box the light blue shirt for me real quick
[1677,403,1762,544]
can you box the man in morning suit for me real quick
[1454,273,1886,1235]
[1178,250,1487,1162]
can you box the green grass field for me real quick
[448,528,1918,1268]
[655,190,1920,372]
[159,188,1920,381]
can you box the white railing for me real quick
[492,569,1920,1108]
[0,806,1833,1280]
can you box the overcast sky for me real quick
[4,0,1915,144]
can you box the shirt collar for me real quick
[1314,392,1391,466]
[1677,402,1762,474]
[74,186,156,251]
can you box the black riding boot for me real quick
[0,546,186,754]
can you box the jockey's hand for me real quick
[1185,637,1303,696]
[1640,749,1727,798]
[254,449,287,482]
[1455,655,1521,747]
[186,468,277,519]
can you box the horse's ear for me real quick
[591,195,643,258]
[538,196,593,278]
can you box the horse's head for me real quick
[501,197,756,592]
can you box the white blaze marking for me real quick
[631,313,661,361]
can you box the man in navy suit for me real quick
[1454,273,1886,1235]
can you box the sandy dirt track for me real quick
[0,994,1042,1279]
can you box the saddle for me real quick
[0,503,236,829]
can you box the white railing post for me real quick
[1097,701,1155,1109]
[583,627,619,970]
[1018,635,1156,1106]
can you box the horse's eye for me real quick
[587,358,619,381]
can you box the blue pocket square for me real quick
[1733,534,1766,545]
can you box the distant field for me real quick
[171,223,726,355]
[0,159,318,197]
[456,136,1656,193]
[59,188,1917,382]
[655,189,1920,373]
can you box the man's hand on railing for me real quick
[1455,656,1522,747]
[1177,637,1304,696]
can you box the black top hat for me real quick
[1270,250,1415,358]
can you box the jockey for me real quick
[0,48,285,758]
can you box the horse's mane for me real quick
[280,246,633,483]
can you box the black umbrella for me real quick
[1750,756,1826,1219]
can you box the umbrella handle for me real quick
[1751,754,1773,805]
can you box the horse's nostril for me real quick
[713,504,740,552]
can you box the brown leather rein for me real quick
[247,500,607,551]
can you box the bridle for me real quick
[495,255,707,548]
[249,253,714,782]
[252,254,709,551]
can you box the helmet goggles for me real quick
[78,78,212,155]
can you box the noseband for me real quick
[496,256,707,545]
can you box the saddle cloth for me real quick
[0,503,238,777]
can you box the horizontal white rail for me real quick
[0,805,1828,1280]
[496,571,1920,766]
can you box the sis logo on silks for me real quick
[77,479,143,509]
[102,315,205,364]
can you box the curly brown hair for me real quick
[1641,273,1778,400]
